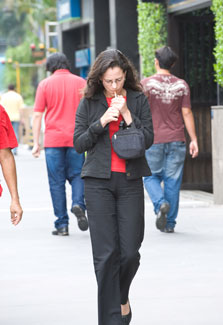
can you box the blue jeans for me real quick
[144,142,186,228]
[45,147,85,229]
[11,121,19,154]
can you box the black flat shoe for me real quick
[122,305,132,324]
[52,226,69,236]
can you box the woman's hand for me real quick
[111,95,132,126]
[111,95,127,115]
[100,107,120,128]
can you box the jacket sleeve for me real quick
[73,98,106,153]
[131,94,154,150]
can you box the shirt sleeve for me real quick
[0,107,18,149]
[141,77,151,102]
[34,82,46,112]
[182,81,191,109]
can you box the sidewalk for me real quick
[0,146,223,325]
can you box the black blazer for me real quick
[73,89,154,180]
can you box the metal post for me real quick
[13,63,45,94]
[109,0,117,49]
[217,83,220,106]
[15,61,21,94]
[211,105,223,204]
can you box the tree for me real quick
[211,0,223,87]
[137,0,167,77]
[1,0,57,104]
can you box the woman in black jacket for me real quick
[74,49,153,325]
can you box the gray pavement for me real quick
[0,145,223,325]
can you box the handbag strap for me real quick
[119,121,125,129]
[119,120,133,130]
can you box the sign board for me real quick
[169,0,186,4]
[57,0,80,21]
[75,48,91,68]
[31,51,45,58]
[168,0,211,13]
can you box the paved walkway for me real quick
[0,146,223,325]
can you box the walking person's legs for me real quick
[117,175,145,322]
[144,144,167,212]
[85,173,144,324]
[65,147,88,231]
[144,144,170,230]
[11,121,19,155]
[84,176,123,325]
[45,147,69,235]
[163,141,186,232]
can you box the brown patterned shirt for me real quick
[141,74,191,144]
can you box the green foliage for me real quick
[1,0,57,104]
[0,10,26,46]
[13,0,57,33]
[5,30,41,105]
[211,0,223,87]
[137,0,167,77]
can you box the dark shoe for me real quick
[52,226,69,236]
[71,205,88,231]
[156,202,170,231]
[163,226,175,233]
[122,305,132,324]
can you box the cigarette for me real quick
[114,92,117,98]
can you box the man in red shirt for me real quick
[0,104,23,225]
[32,53,88,236]
[141,46,198,233]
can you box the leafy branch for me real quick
[137,0,167,77]
[211,0,223,87]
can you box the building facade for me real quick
[167,0,215,192]
[57,0,139,78]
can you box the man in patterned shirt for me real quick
[141,46,198,233]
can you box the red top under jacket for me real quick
[106,97,126,173]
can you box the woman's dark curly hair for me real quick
[84,49,142,98]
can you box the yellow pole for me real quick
[15,61,21,94]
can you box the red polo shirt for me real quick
[0,104,18,149]
[34,69,86,147]
[0,105,18,197]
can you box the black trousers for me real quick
[84,172,145,325]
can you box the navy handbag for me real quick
[112,121,145,160]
